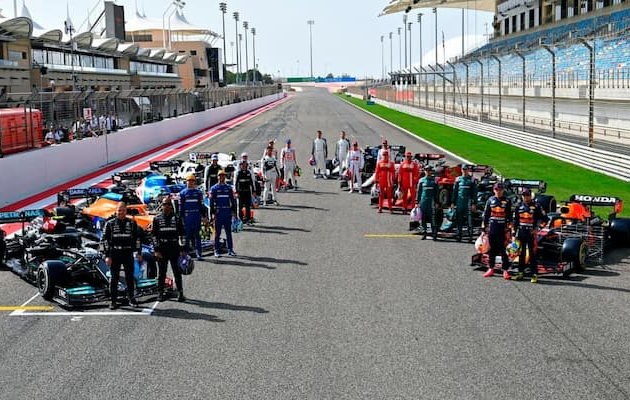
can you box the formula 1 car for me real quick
[471,194,630,278]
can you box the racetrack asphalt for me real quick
[1,87,630,399]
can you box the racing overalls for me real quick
[482,195,512,270]
[335,138,350,173]
[179,187,205,257]
[204,162,221,193]
[452,175,478,241]
[280,146,298,188]
[377,146,390,163]
[234,167,256,222]
[102,217,141,303]
[398,159,420,211]
[152,210,185,295]
[261,155,280,204]
[312,137,328,176]
[209,182,237,253]
[416,175,439,238]
[346,149,364,191]
[513,200,547,274]
[374,159,396,212]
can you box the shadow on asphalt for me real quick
[151,308,225,322]
[212,258,277,270]
[244,225,311,234]
[537,278,630,294]
[243,227,289,235]
[280,204,330,212]
[295,189,340,196]
[239,255,308,266]
[185,298,269,314]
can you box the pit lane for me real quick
[1,87,630,399]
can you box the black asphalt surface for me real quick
[1,87,630,399]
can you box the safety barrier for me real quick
[346,93,630,182]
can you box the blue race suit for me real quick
[482,195,512,270]
[209,182,237,253]
[179,187,205,257]
[513,200,547,274]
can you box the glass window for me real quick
[94,57,105,69]
[81,54,93,68]
[50,51,63,65]
[106,58,114,69]
[32,49,45,64]
[9,50,23,60]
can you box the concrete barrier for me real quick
[0,93,283,207]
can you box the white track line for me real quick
[8,292,40,316]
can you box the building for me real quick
[125,9,224,89]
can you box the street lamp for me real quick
[243,21,249,85]
[64,18,76,91]
[388,32,393,78]
[219,3,227,80]
[397,27,402,70]
[417,13,423,69]
[380,35,384,80]
[307,20,315,78]
[251,27,257,84]
[233,11,240,83]
[403,14,408,68]
[408,22,412,71]
[433,8,437,111]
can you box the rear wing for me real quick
[470,164,494,176]
[149,160,182,171]
[57,187,108,206]
[414,153,445,162]
[111,171,152,187]
[189,152,215,163]
[387,145,406,155]
[503,179,547,194]
[569,194,623,212]
[0,209,47,224]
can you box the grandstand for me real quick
[378,0,630,151]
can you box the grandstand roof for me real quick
[380,0,495,15]
[0,16,32,38]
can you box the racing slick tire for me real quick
[561,238,587,276]
[37,260,67,300]
[609,218,630,247]
[438,188,451,209]
[535,194,557,213]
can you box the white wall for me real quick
[1,93,284,207]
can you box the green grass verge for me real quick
[341,94,630,216]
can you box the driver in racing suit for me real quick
[377,138,390,163]
[397,151,420,213]
[261,146,280,205]
[451,164,478,242]
[335,131,350,178]
[203,154,221,195]
[512,189,547,283]
[280,139,298,190]
[179,174,206,261]
[311,130,328,178]
[346,140,364,193]
[416,166,440,240]
[209,170,237,258]
[374,150,395,213]
[482,182,513,279]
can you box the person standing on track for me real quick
[512,189,547,283]
[374,150,396,213]
[203,154,222,194]
[209,170,237,258]
[416,166,440,240]
[482,182,513,279]
[311,130,328,178]
[280,138,298,190]
[451,164,478,242]
[261,146,280,205]
[179,174,206,261]
[398,151,420,213]
[335,131,350,178]
[377,138,391,163]
[101,202,141,309]
[234,159,256,223]
[346,140,364,193]
[152,197,186,302]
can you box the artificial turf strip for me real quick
[341,94,630,217]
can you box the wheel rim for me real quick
[578,242,587,266]
[37,268,47,294]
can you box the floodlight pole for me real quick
[233,12,240,84]
[542,44,556,138]
[490,54,501,127]
[579,38,595,147]
[476,59,483,121]
[403,14,408,68]
[219,3,227,81]
[514,49,526,131]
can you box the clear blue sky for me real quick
[11,0,493,78]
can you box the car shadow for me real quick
[185,298,269,314]
[238,255,308,266]
[294,189,339,196]
[242,227,288,235]
[151,308,225,322]
[280,204,330,212]
[212,258,276,270]
[536,275,630,294]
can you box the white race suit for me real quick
[280,146,298,186]
[335,138,350,172]
[311,138,328,175]
[346,149,364,191]
[261,155,280,202]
